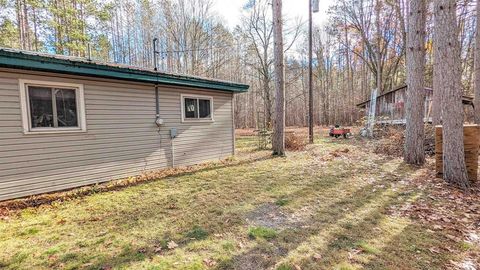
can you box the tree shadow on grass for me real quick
[81,151,417,269]
[218,176,417,270]
[357,223,456,270]
[4,145,424,270]
[38,156,394,270]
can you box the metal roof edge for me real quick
[0,50,249,93]
[356,85,473,107]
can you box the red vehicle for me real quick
[329,125,351,138]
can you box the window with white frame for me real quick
[181,95,213,121]
[19,80,86,133]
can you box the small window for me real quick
[20,80,86,134]
[181,95,213,122]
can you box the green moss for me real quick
[185,226,209,241]
[460,241,474,251]
[18,227,39,236]
[221,241,235,251]
[248,226,277,240]
[45,246,62,256]
[277,264,293,270]
[60,253,79,263]
[355,241,380,254]
[275,198,290,206]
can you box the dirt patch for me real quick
[246,203,304,230]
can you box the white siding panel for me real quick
[0,70,235,201]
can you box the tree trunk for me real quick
[272,0,285,156]
[434,0,469,189]
[432,1,443,126]
[404,0,426,165]
[474,0,480,124]
[376,0,383,94]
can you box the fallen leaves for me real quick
[313,253,322,261]
[385,160,480,268]
[167,241,178,250]
[348,248,363,262]
[153,246,162,254]
[203,258,217,267]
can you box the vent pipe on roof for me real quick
[87,43,92,61]
[153,38,159,71]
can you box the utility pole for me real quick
[272,0,285,156]
[309,0,319,144]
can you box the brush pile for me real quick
[372,125,436,158]
[285,131,307,151]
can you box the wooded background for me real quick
[0,0,476,128]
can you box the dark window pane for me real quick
[55,89,78,127]
[199,99,211,118]
[184,98,197,119]
[28,86,53,128]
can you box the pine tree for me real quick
[404,0,426,165]
[434,0,469,189]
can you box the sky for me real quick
[212,0,335,30]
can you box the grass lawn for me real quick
[0,133,479,270]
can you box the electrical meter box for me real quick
[170,128,177,139]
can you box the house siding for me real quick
[0,70,234,201]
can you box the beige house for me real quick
[0,49,249,201]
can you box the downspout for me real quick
[153,38,166,166]
[155,84,159,120]
[153,38,161,123]
[153,38,174,167]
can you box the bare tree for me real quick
[434,0,469,189]
[272,0,285,155]
[241,0,274,128]
[404,0,426,165]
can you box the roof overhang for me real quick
[0,49,249,93]
[356,85,473,107]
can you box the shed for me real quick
[0,49,249,201]
[356,85,474,124]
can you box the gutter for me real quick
[0,50,249,93]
